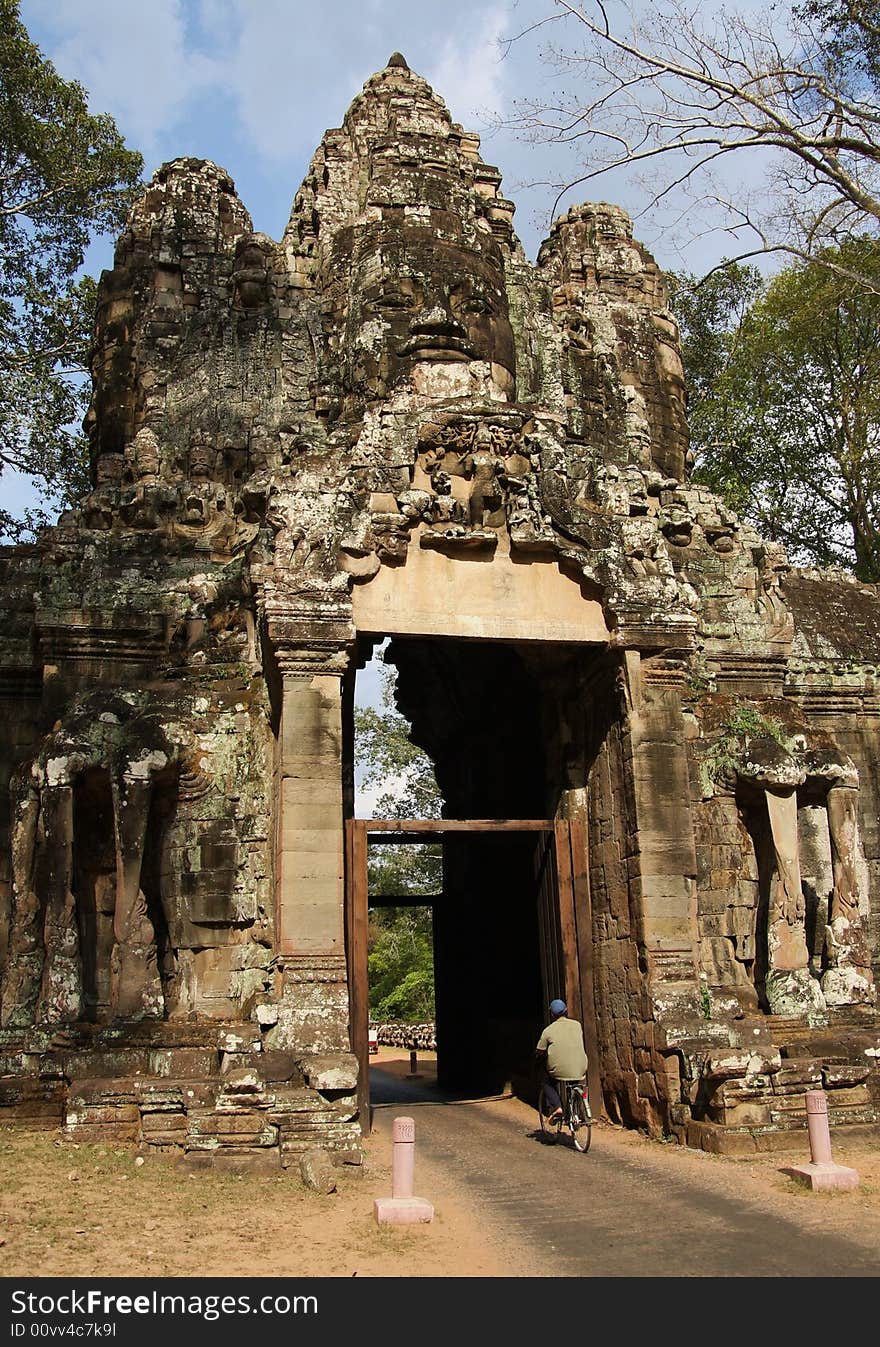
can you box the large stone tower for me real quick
[1,55,878,1163]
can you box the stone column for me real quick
[36,782,82,1024]
[110,773,163,1021]
[271,645,352,1056]
[822,785,874,1005]
[763,788,825,1016]
[626,659,700,999]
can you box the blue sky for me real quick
[20,0,770,276]
[24,0,570,262]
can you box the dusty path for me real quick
[371,1050,880,1278]
[0,1048,878,1284]
[0,1051,531,1281]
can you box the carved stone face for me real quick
[326,223,515,409]
[233,240,270,310]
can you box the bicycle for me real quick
[538,1077,592,1152]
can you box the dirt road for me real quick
[1,1048,878,1284]
[371,1050,880,1278]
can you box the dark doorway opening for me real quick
[345,818,599,1129]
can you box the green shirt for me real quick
[536,1016,588,1081]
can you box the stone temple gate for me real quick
[1,54,880,1166]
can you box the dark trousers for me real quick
[542,1077,563,1112]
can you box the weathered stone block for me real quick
[299,1052,358,1092]
[708,1099,772,1127]
[140,1111,186,1134]
[65,1122,141,1143]
[773,1063,822,1092]
[300,1146,337,1193]
[822,1063,870,1088]
[148,1048,220,1078]
[636,1071,658,1100]
[825,1083,870,1107]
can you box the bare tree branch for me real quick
[504,1,880,286]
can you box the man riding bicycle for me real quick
[536,998,588,1122]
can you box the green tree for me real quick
[355,657,443,1020]
[672,238,880,579]
[367,907,435,1022]
[668,262,764,442]
[0,1,143,539]
[355,659,443,896]
[796,1,880,90]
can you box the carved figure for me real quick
[322,220,515,414]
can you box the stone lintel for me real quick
[611,619,698,651]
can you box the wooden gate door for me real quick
[534,828,565,1010]
[344,818,371,1129]
[344,818,598,1132]
[553,819,602,1117]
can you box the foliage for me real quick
[667,262,764,433]
[368,906,435,1022]
[684,657,716,700]
[701,706,790,792]
[355,659,443,896]
[508,1,880,288]
[671,239,880,579]
[355,661,443,821]
[355,656,443,1020]
[795,0,880,90]
[0,1,143,539]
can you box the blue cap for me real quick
[549,999,567,1015]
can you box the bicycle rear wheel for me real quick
[569,1088,592,1153]
[538,1083,563,1143]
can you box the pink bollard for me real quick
[781,1088,860,1192]
[391,1115,415,1198]
[805,1090,834,1164]
[374,1115,434,1225]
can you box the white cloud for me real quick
[22,0,522,177]
[16,1,586,260]
[202,1,516,165]
[25,0,221,157]
[425,4,510,125]
[216,1,368,164]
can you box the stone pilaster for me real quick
[270,640,353,1055]
[625,655,700,1004]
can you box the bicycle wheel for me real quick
[569,1088,592,1153]
[538,1083,563,1143]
